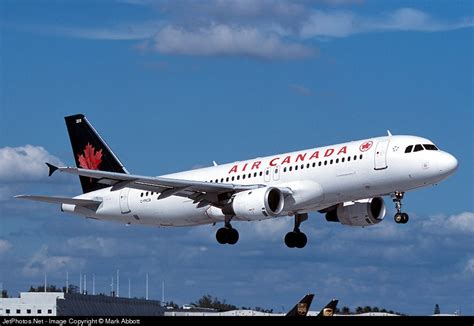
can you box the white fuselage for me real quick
[66,135,458,227]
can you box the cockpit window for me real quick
[413,144,424,152]
[423,144,438,151]
[405,145,413,153]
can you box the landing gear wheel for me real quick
[227,228,239,245]
[295,232,307,249]
[394,213,404,224]
[285,232,297,248]
[285,231,307,248]
[216,228,228,244]
[401,213,409,224]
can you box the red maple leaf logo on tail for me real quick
[78,143,103,170]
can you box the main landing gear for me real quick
[392,191,409,224]
[284,213,308,249]
[216,217,239,245]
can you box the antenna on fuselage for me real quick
[387,130,392,137]
[213,161,218,166]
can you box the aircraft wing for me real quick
[15,195,101,207]
[45,163,270,205]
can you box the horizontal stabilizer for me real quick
[15,195,101,207]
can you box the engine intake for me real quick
[222,187,284,220]
[325,197,386,226]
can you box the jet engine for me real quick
[325,197,386,226]
[222,187,285,220]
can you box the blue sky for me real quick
[0,0,473,315]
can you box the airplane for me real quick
[16,114,458,248]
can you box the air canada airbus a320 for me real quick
[17,114,458,248]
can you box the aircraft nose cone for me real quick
[440,152,458,175]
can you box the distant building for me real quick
[0,292,164,316]
[0,292,63,316]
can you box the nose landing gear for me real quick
[284,213,308,248]
[392,191,409,224]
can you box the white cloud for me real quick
[0,145,64,182]
[66,236,118,257]
[0,239,12,255]
[151,24,314,59]
[422,212,474,235]
[301,8,474,38]
[22,245,84,277]
[289,84,313,96]
[464,258,474,275]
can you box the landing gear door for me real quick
[119,188,131,214]
[374,140,389,170]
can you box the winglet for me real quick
[45,162,58,177]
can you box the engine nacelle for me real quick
[222,187,285,220]
[325,197,386,226]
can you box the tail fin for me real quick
[285,294,314,317]
[65,114,128,193]
[317,299,338,317]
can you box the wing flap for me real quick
[15,195,102,207]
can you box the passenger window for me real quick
[306,163,310,168]
[353,155,357,160]
[259,171,263,176]
[318,161,322,166]
[232,176,235,181]
[405,145,413,153]
[342,157,345,162]
[248,173,251,178]
[301,164,304,169]
[140,193,143,197]
[295,165,298,170]
[336,158,339,164]
[289,166,293,171]
[266,170,269,175]
[330,159,333,164]
[283,167,287,172]
[242,175,246,179]
[324,161,327,166]
[414,144,423,152]
[254,172,257,177]
[146,192,149,196]
[275,169,278,174]
[237,175,240,180]
[423,144,438,151]
[221,178,224,183]
[226,177,229,182]
[312,162,316,168]
[359,154,363,159]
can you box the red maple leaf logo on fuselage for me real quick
[78,143,103,170]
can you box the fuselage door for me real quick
[119,188,131,214]
[272,165,281,181]
[374,140,390,170]
[264,167,271,182]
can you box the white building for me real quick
[0,292,64,316]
